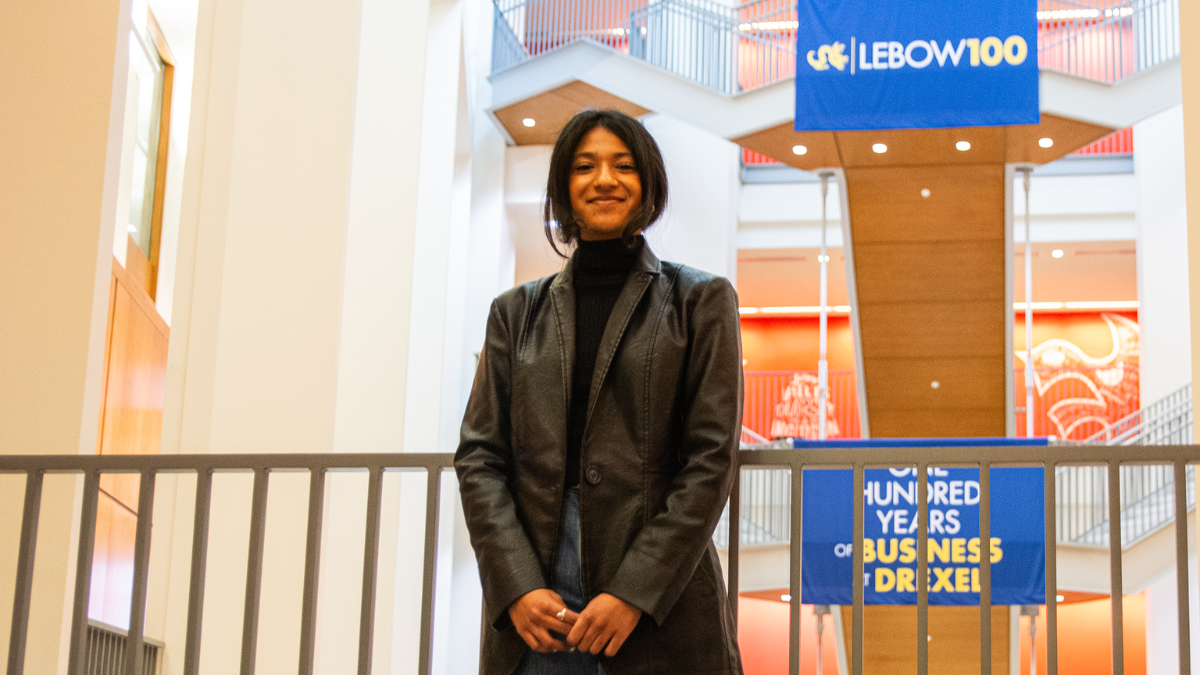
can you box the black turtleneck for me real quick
[566,236,642,487]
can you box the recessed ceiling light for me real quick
[1056,594,1065,602]
[920,188,931,198]
[872,143,887,154]
[817,254,829,262]
[792,145,808,155]
[1051,249,1064,258]
[780,594,792,602]
[956,141,971,151]
[522,118,536,127]
[930,381,940,389]
[1039,137,1054,148]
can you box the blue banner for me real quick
[794,0,1039,130]
[801,467,1045,606]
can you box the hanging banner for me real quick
[794,0,1039,131]
[801,466,1045,606]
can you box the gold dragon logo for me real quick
[807,42,850,71]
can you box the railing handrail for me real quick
[1082,381,1192,444]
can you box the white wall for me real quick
[1135,104,1193,404]
[643,114,740,281]
[1143,553,1200,675]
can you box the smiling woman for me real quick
[456,109,745,674]
[543,109,668,255]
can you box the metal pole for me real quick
[1022,168,1035,438]
[818,171,832,440]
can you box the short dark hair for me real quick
[543,109,668,256]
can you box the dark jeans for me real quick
[516,488,606,675]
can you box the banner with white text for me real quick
[800,467,1046,605]
[794,0,1039,130]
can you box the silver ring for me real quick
[556,608,567,622]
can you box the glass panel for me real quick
[125,31,163,258]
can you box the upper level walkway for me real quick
[487,0,1182,142]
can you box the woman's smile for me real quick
[569,126,643,240]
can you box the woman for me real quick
[455,109,744,675]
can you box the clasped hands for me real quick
[509,588,642,656]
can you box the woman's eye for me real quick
[573,163,592,172]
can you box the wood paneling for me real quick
[731,124,840,171]
[845,165,1006,244]
[91,256,168,628]
[864,357,1008,411]
[842,605,1010,675]
[853,241,1006,304]
[836,127,1007,168]
[1005,113,1113,164]
[857,302,1007,359]
[493,80,651,145]
[845,162,1007,437]
[98,258,168,459]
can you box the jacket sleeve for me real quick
[602,276,742,625]
[455,299,547,629]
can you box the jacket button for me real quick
[585,466,602,485]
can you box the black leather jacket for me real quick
[456,243,744,674]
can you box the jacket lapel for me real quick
[549,262,577,415]
[585,243,662,424]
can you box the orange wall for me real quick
[1019,593,1146,675]
[741,316,856,372]
[739,597,841,675]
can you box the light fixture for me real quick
[792,144,808,155]
[522,118,536,128]
[817,254,829,262]
[1056,594,1065,602]
[780,594,792,602]
[1013,301,1065,310]
[1039,137,1054,148]
[1051,249,1064,258]
[872,143,887,154]
[930,381,941,389]
[920,188,931,198]
[956,141,971,151]
[738,307,760,314]
[1064,300,1139,309]
[833,305,851,312]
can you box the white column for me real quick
[641,115,740,281]
[158,0,433,670]
[1134,104,1192,404]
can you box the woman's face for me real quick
[569,126,643,241]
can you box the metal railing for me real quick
[492,0,1181,92]
[5,443,1200,675]
[85,621,161,675]
[0,453,452,675]
[1085,381,1192,445]
[722,442,1198,675]
[1038,0,1180,83]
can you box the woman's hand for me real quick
[566,593,642,657]
[509,589,580,652]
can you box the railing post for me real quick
[67,470,100,675]
[240,468,271,675]
[124,470,157,675]
[727,465,741,625]
[789,465,802,675]
[1108,460,1125,675]
[417,468,444,675]
[6,470,44,675]
[298,468,327,675]
[358,466,385,675]
[183,469,213,675]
